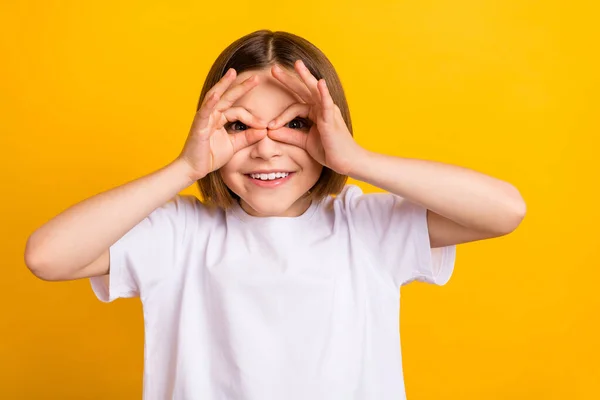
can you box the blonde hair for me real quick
[196,30,353,208]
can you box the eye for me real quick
[225,120,248,132]
[285,118,311,130]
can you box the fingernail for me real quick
[268,121,274,128]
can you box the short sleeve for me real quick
[89,195,196,303]
[342,185,456,288]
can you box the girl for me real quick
[24,30,526,399]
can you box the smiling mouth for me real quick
[248,172,290,181]
[244,171,295,186]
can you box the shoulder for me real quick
[318,185,422,235]
[162,194,199,211]
[330,184,415,215]
[151,194,224,227]
[152,194,200,219]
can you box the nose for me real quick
[249,133,282,160]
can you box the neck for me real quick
[239,195,313,217]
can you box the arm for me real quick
[24,68,270,282]
[349,150,526,248]
[249,61,525,248]
[24,158,196,281]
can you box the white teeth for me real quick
[250,172,290,180]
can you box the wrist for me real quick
[346,146,373,180]
[171,157,205,186]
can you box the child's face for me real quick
[219,67,323,217]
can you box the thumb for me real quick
[230,128,267,153]
[267,129,307,149]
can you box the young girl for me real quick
[25,30,526,399]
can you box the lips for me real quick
[246,170,294,174]
[249,171,290,180]
[245,171,295,188]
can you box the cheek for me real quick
[220,149,247,173]
[289,148,322,178]
[218,164,234,183]
[307,162,324,182]
[218,152,246,187]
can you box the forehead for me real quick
[232,68,303,118]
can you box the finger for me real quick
[267,103,311,129]
[196,93,219,123]
[194,69,238,131]
[215,75,260,112]
[230,129,268,153]
[318,79,335,123]
[190,94,219,135]
[295,60,321,104]
[267,127,308,150]
[271,64,313,104]
[200,68,237,109]
[219,106,268,130]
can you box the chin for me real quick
[242,198,298,217]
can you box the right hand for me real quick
[178,68,268,181]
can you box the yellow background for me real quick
[2,0,598,398]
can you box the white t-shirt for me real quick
[90,184,456,400]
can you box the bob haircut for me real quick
[195,29,353,209]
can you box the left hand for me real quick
[266,60,364,176]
